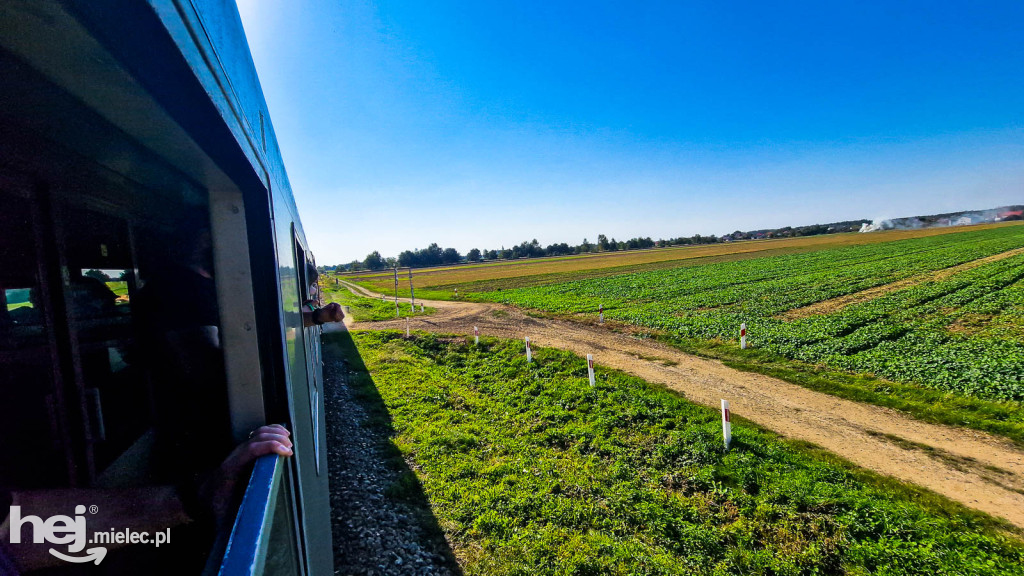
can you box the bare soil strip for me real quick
[337,280,1024,529]
[779,247,1024,320]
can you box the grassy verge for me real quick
[340,330,1023,575]
[321,283,436,322]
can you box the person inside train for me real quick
[302,260,344,328]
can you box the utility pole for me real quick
[408,267,415,309]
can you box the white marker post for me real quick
[525,337,532,363]
[406,317,410,337]
[455,288,459,299]
[420,304,424,312]
[599,303,604,324]
[587,354,596,387]
[740,323,747,350]
[474,326,480,345]
[721,399,732,450]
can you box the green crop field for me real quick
[336,331,1024,575]
[341,223,1021,297]
[474,226,1024,405]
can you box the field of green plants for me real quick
[341,331,1024,575]
[478,225,1024,404]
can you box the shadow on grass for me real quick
[321,330,463,575]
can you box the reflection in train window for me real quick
[61,211,151,483]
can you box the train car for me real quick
[0,1,332,573]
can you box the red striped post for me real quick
[721,399,732,449]
[587,354,596,387]
[740,323,747,350]
[525,337,532,363]
[474,326,480,345]
[599,303,604,324]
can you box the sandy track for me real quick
[337,280,1024,529]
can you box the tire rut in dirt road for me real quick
[341,281,1024,529]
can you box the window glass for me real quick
[0,190,69,489]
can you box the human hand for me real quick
[227,424,293,469]
[203,425,293,525]
[317,302,345,324]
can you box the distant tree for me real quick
[397,250,415,267]
[441,247,461,264]
[597,234,609,251]
[466,248,481,262]
[347,260,363,271]
[363,251,386,270]
[117,270,131,281]
[546,243,571,256]
[486,249,499,260]
[422,243,444,266]
[84,269,110,282]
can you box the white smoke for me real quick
[859,209,1005,233]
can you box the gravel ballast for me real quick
[324,333,461,576]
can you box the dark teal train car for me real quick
[0,1,332,573]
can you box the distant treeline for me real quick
[337,219,870,271]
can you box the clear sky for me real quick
[236,1,1024,265]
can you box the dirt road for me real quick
[337,280,1024,529]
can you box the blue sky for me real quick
[236,1,1024,265]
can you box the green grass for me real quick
[340,330,1024,576]
[105,281,129,297]
[321,282,436,321]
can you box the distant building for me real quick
[997,210,1023,221]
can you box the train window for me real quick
[56,207,153,484]
[0,188,72,490]
[5,288,34,311]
